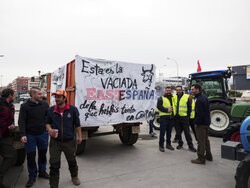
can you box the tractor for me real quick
[223,102,250,142]
[189,66,234,136]
[221,116,250,188]
[222,102,250,187]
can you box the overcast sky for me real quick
[0,0,250,86]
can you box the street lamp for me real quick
[158,65,168,81]
[167,57,179,77]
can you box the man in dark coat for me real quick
[191,84,213,164]
[19,87,49,187]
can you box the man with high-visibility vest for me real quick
[157,86,175,152]
[189,92,197,140]
[173,86,196,152]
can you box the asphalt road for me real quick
[4,119,239,188]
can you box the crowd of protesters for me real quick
[0,83,212,188]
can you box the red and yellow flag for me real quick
[197,60,202,72]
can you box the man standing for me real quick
[191,84,213,164]
[0,88,16,188]
[18,87,49,187]
[46,89,82,188]
[157,87,175,152]
[173,86,196,152]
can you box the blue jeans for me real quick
[159,117,174,147]
[149,119,154,133]
[25,131,48,179]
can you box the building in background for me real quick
[11,77,29,95]
[7,83,12,89]
[28,77,40,90]
[6,76,41,96]
[232,65,250,90]
[155,76,189,96]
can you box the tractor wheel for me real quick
[76,140,86,155]
[209,102,231,137]
[223,123,241,142]
[119,126,138,145]
[15,148,26,166]
[153,116,160,130]
[235,155,250,188]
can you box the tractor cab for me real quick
[189,69,232,102]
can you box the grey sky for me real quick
[1,0,250,86]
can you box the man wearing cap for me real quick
[18,87,49,187]
[46,89,82,188]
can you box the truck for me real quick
[189,66,234,136]
[43,56,156,154]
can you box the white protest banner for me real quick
[50,65,67,106]
[75,56,157,126]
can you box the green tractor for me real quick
[221,115,250,188]
[222,102,250,188]
[223,102,250,142]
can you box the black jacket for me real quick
[194,93,211,126]
[46,104,80,142]
[18,99,49,137]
